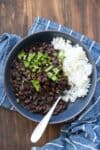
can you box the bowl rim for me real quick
[3,30,97,124]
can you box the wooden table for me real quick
[0,0,100,149]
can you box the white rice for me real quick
[52,37,92,102]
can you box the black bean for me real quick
[24,99,31,104]
[10,42,70,115]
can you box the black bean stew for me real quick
[10,42,70,115]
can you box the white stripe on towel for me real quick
[93,132,97,142]
[93,125,100,130]
[32,147,37,150]
[69,29,73,35]
[71,124,86,133]
[0,93,6,106]
[82,124,85,131]
[45,20,51,30]
[65,138,77,150]
[31,17,40,33]
[97,112,100,118]
[46,142,64,148]
[10,106,15,110]
[89,41,95,52]
[97,77,100,82]
[95,56,100,64]
[58,24,62,31]
[80,35,84,42]
[61,129,68,133]
[85,133,88,138]
[72,140,97,150]
[79,96,100,120]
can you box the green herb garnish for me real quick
[18,50,64,90]
[27,53,35,62]
[47,72,58,81]
[31,79,40,92]
[52,67,60,74]
[45,65,53,72]
[24,61,30,68]
[16,98,20,103]
[58,51,65,62]
[18,50,26,60]
[19,51,51,73]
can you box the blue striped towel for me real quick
[0,17,100,150]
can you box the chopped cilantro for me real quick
[31,79,40,92]
[45,65,53,72]
[27,53,35,62]
[24,61,30,68]
[52,67,60,74]
[47,72,58,81]
[17,50,63,84]
[58,51,65,62]
[18,50,26,60]
[16,98,20,103]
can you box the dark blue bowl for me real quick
[4,31,97,124]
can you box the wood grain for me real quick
[0,0,100,149]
